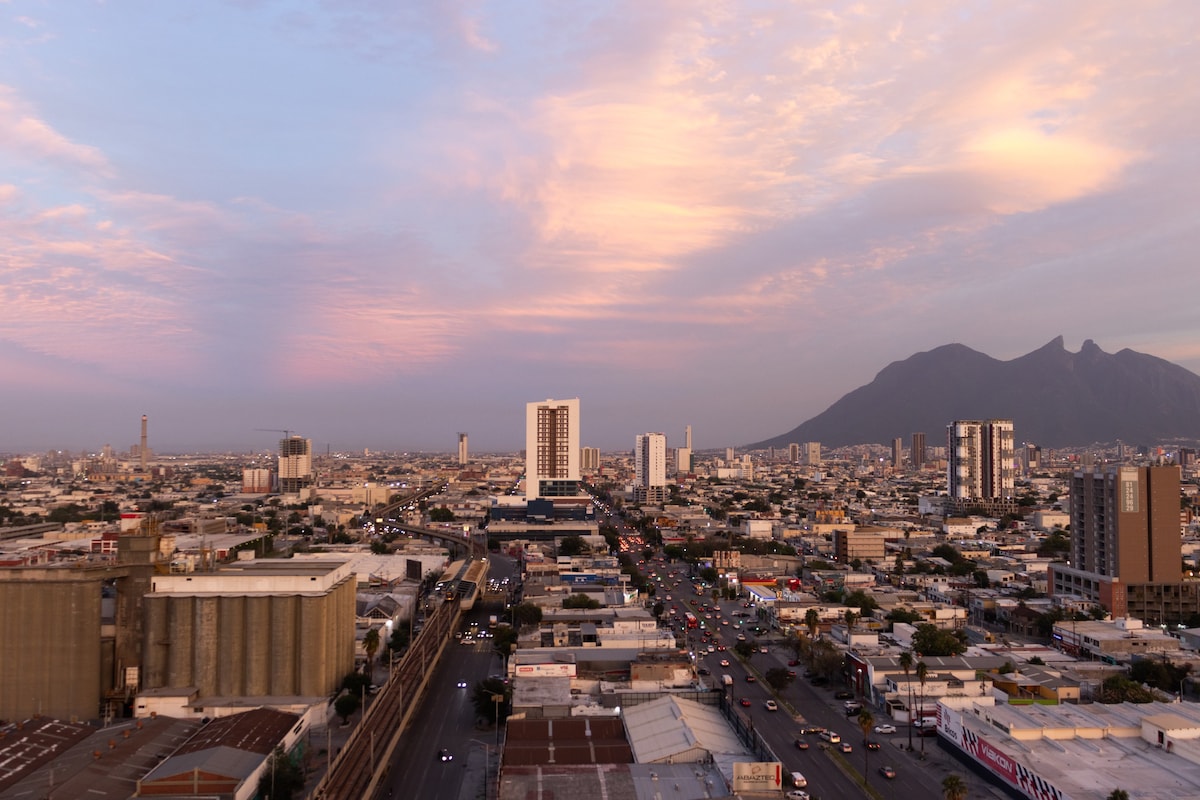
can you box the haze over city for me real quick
[3,2,1198,454]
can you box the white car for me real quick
[764,700,779,712]
[820,730,841,743]
[874,723,897,734]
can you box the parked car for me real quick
[874,724,896,734]
[834,690,853,700]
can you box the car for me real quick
[698,667,711,676]
[879,765,897,779]
[787,669,797,678]
[456,680,468,688]
[764,700,779,711]
[865,739,881,750]
[874,724,896,734]
[788,659,799,666]
[438,748,454,762]
[745,675,756,683]
[736,633,746,641]
[834,690,853,700]
[716,644,727,651]
[820,730,841,743]
[719,659,730,667]
[798,725,825,735]
[786,792,810,800]
[794,738,810,750]
[740,698,752,707]
[839,742,853,753]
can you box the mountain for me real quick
[748,337,1200,450]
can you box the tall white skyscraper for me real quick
[635,433,668,503]
[457,433,468,465]
[525,398,581,500]
[278,436,313,494]
[947,419,1015,504]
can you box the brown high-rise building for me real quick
[1069,466,1181,584]
[911,432,926,469]
[1051,465,1185,622]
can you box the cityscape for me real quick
[5,2,1200,800]
[2,398,1200,800]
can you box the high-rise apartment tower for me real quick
[525,398,581,500]
[947,420,1014,509]
[635,433,668,504]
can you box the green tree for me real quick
[734,640,756,660]
[899,650,914,751]
[563,593,601,609]
[558,535,586,556]
[1098,674,1155,704]
[765,667,794,691]
[512,602,543,628]
[362,628,380,670]
[805,607,821,639]
[492,625,519,657]
[843,590,880,612]
[257,746,306,800]
[942,774,968,800]
[471,677,511,724]
[887,607,923,625]
[912,623,967,657]
[857,706,874,779]
[916,661,929,757]
[1107,790,1130,800]
[334,692,360,724]
[428,506,455,522]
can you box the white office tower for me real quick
[725,447,735,464]
[458,432,469,465]
[805,442,822,465]
[947,419,1015,506]
[525,398,581,500]
[635,433,668,503]
[278,436,313,495]
[676,447,692,474]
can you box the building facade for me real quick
[525,398,581,500]
[911,432,926,469]
[946,419,1015,513]
[634,433,668,504]
[278,436,313,494]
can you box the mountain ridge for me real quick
[747,338,1200,450]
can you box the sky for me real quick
[2,1,1199,456]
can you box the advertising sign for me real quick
[513,662,576,678]
[731,762,781,792]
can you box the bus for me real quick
[684,612,699,629]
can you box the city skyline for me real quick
[3,3,1199,454]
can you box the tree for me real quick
[428,506,455,522]
[1107,791,1130,800]
[334,692,360,724]
[563,593,601,609]
[916,661,929,758]
[471,677,511,723]
[899,650,914,752]
[887,607,923,625]
[257,746,306,800]
[734,640,756,660]
[511,603,543,628]
[805,608,821,639]
[363,628,380,671]
[844,609,859,630]
[942,774,968,800]
[912,623,967,657]
[857,706,875,780]
[558,535,586,556]
[765,667,795,691]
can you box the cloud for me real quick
[0,85,111,174]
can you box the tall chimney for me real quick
[140,415,148,471]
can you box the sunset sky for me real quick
[3,2,1198,454]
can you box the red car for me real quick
[794,739,810,750]
[740,698,752,707]
[745,675,756,683]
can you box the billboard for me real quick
[731,762,781,792]
[939,706,1070,800]
[513,662,576,678]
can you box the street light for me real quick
[492,694,504,747]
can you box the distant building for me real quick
[788,442,800,463]
[911,432,926,469]
[580,446,601,472]
[242,467,274,493]
[891,437,904,468]
[525,398,581,500]
[634,433,668,504]
[805,442,821,466]
[278,435,313,494]
[947,419,1015,514]
[458,432,468,465]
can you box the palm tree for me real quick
[916,660,929,758]
[363,628,380,674]
[1107,791,1130,800]
[857,706,875,781]
[942,773,968,800]
[845,608,858,629]
[899,650,914,751]
[805,607,821,640]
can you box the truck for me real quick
[722,674,734,687]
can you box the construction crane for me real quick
[254,428,293,441]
